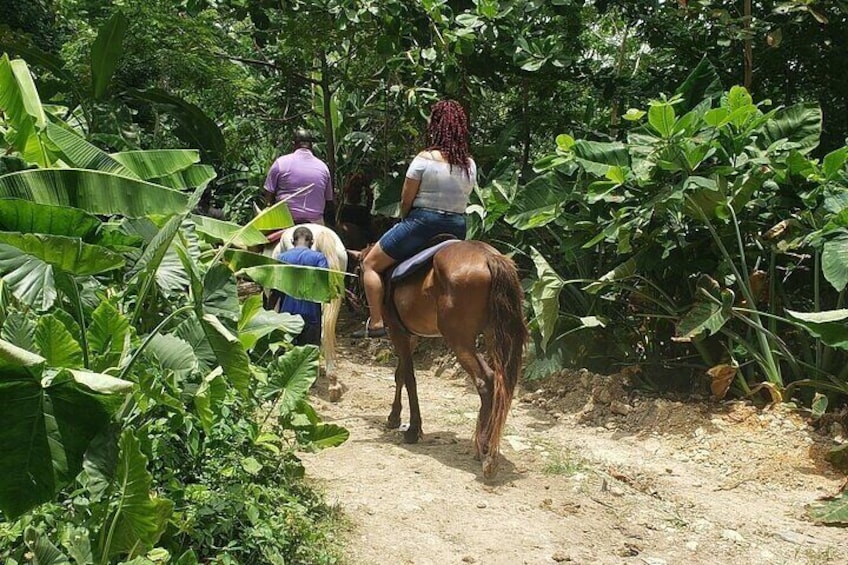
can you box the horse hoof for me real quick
[403,428,420,444]
[386,416,401,429]
[328,385,342,403]
[482,455,499,480]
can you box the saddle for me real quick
[382,235,461,336]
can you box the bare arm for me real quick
[400,176,421,218]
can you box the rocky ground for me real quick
[301,327,848,565]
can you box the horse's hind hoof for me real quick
[328,384,342,402]
[386,416,401,429]
[482,455,500,480]
[403,428,421,444]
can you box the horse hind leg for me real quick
[475,352,500,479]
[449,342,495,465]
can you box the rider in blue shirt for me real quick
[275,226,329,346]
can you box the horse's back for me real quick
[392,240,500,338]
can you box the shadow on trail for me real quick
[351,414,523,484]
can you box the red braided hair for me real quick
[426,99,471,177]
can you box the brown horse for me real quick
[354,240,527,479]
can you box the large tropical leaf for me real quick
[0,242,55,310]
[145,333,197,375]
[193,366,226,434]
[238,295,304,350]
[202,264,240,322]
[88,307,131,373]
[758,102,822,155]
[102,430,173,559]
[785,308,848,351]
[111,149,200,180]
[173,318,216,370]
[200,313,250,396]
[125,213,189,287]
[583,258,637,294]
[90,11,128,99]
[0,169,190,217]
[822,234,848,292]
[241,263,345,303]
[221,248,277,271]
[572,140,630,175]
[248,199,294,232]
[192,215,268,248]
[45,122,137,178]
[0,54,50,166]
[0,343,131,518]
[126,88,225,159]
[151,164,217,190]
[23,527,70,565]
[265,345,319,417]
[1,310,36,350]
[301,423,350,449]
[0,233,121,310]
[35,315,83,368]
[529,248,564,352]
[504,171,570,230]
[674,57,723,112]
[674,276,734,341]
[0,198,101,239]
[0,232,124,275]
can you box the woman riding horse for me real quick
[354,99,476,338]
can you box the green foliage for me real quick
[490,59,848,401]
[0,56,346,562]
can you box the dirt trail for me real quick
[302,330,847,565]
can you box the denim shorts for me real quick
[379,207,467,261]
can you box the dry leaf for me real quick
[763,219,789,240]
[707,363,737,399]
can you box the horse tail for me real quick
[314,229,344,398]
[484,252,528,453]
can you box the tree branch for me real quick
[216,52,321,85]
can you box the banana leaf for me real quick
[111,149,200,180]
[0,169,189,217]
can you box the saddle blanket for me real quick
[391,240,460,281]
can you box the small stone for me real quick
[685,541,698,551]
[462,556,476,563]
[610,400,632,415]
[551,551,570,562]
[830,422,845,438]
[641,558,668,565]
[777,530,816,545]
[721,529,745,543]
[476,501,487,509]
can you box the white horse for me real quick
[265,224,348,401]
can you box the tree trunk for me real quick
[319,52,337,199]
[609,24,631,138]
[520,78,531,181]
[743,0,753,90]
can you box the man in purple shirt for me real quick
[263,128,334,225]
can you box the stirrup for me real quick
[351,317,388,339]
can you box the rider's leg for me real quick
[362,242,396,330]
